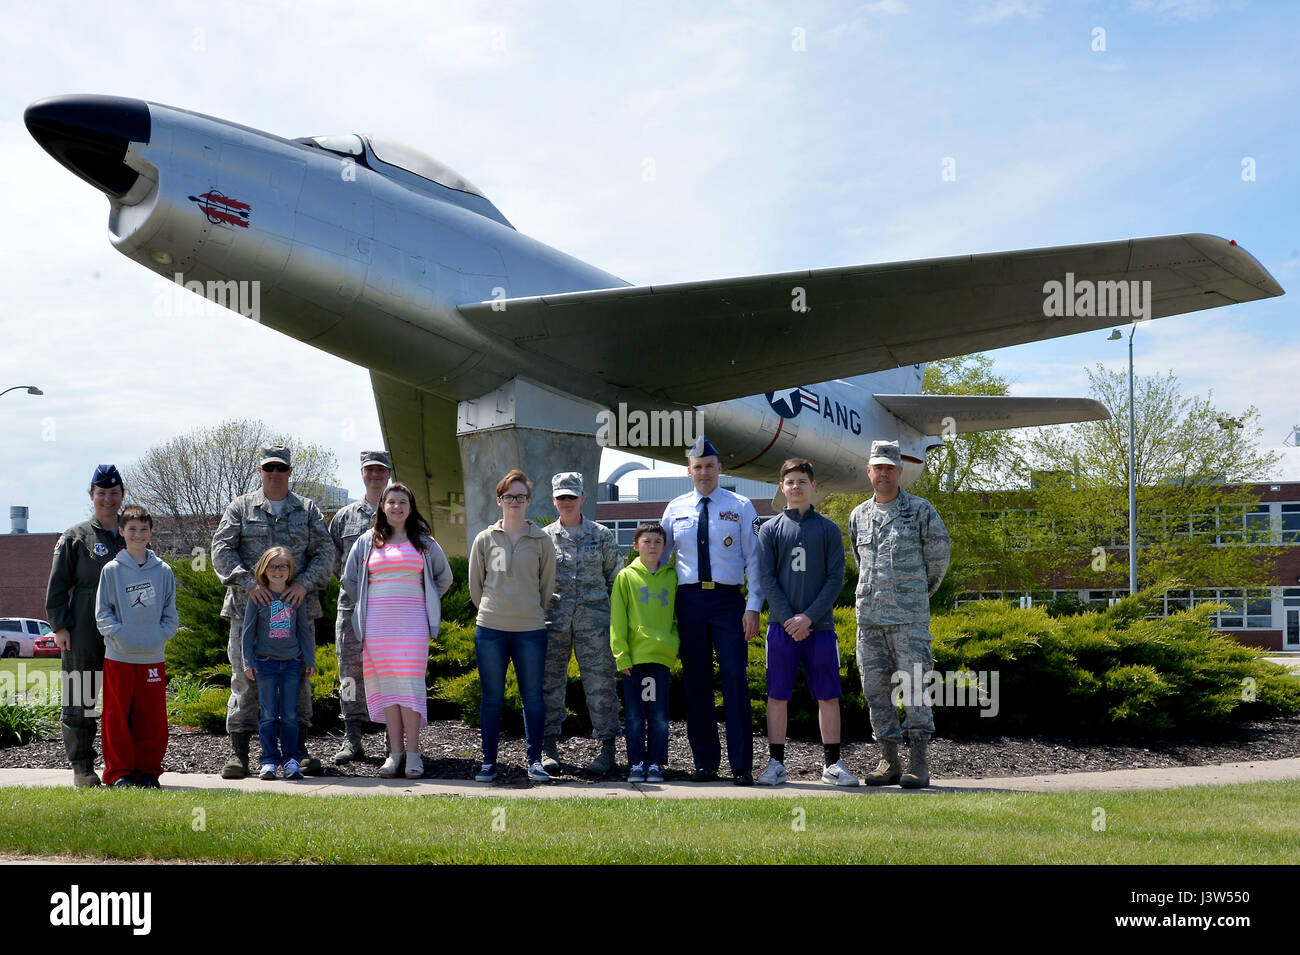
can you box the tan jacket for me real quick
[469,521,557,631]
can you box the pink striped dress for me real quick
[361,539,430,723]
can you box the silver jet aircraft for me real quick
[26,95,1284,552]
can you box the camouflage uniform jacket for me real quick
[211,490,334,620]
[543,516,622,630]
[849,490,951,625]
[329,498,378,613]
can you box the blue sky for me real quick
[2,0,1296,533]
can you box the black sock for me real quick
[770,743,785,762]
[824,743,840,765]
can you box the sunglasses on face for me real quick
[261,464,289,473]
[500,494,529,504]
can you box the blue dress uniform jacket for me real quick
[659,487,764,611]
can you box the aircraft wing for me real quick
[459,233,1282,407]
[370,371,464,543]
[872,394,1109,434]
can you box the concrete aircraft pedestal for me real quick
[457,379,603,551]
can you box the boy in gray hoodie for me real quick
[94,505,179,788]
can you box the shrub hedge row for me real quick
[161,557,1300,740]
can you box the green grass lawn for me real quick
[1,782,1297,864]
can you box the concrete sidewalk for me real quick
[2,758,1299,797]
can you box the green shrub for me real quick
[166,558,230,681]
[0,701,60,746]
[166,671,218,724]
[168,685,228,732]
[930,591,1300,737]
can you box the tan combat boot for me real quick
[333,719,365,765]
[221,731,251,780]
[541,735,561,773]
[899,739,930,789]
[863,741,902,786]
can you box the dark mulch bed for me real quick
[3,716,1298,786]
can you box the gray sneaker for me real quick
[756,759,787,786]
[646,764,665,784]
[821,759,860,787]
[474,763,498,783]
[627,762,646,783]
[527,761,552,783]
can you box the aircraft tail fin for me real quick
[872,394,1109,434]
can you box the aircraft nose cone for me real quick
[25,94,150,198]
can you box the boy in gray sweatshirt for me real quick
[94,505,179,788]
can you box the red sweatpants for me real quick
[101,659,169,785]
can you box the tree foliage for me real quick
[123,419,339,556]
[826,356,1284,600]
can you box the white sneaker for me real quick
[258,763,278,781]
[527,761,552,782]
[822,759,860,787]
[756,759,787,786]
[378,753,402,778]
[404,752,423,779]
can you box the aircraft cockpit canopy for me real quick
[294,132,509,227]
[298,133,485,198]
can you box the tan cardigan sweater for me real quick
[468,520,557,631]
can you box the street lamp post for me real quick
[1108,328,1138,595]
[0,385,43,398]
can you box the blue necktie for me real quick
[698,496,712,583]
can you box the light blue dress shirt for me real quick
[660,486,764,613]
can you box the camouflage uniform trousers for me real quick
[335,609,369,722]
[855,621,935,743]
[543,623,621,740]
[226,613,314,737]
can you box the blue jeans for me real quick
[623,663,670,768]
[475,627,547,765]
[255,656,301,766]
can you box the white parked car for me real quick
[0,618,60,658]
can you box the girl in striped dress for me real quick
[339,483,453,779]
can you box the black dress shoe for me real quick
[111,777,135,788]
[137,775,161,789]
[733,772,754,786]
[689,767,719,783]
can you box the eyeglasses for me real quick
[267,563,290,572]
[261,463,289,473]
[500,494,530,504]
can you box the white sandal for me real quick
[404,752,423,779]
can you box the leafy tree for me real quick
[123,419,339,557]
[997,365,1283,591]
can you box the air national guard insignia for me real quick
[92,542,109,557]
[723,535,733,548]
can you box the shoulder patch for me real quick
[752,517,762,535]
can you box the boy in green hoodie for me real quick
[610,522,679,784]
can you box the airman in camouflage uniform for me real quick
[542,472,623,776]
[328,450,390,763]
[849,440,951,789]
[45,465,127,786]
[211,445,334,779]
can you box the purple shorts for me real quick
[764,623,842,701]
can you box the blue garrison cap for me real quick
[91,464,122,489]
[686,436,720,459]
